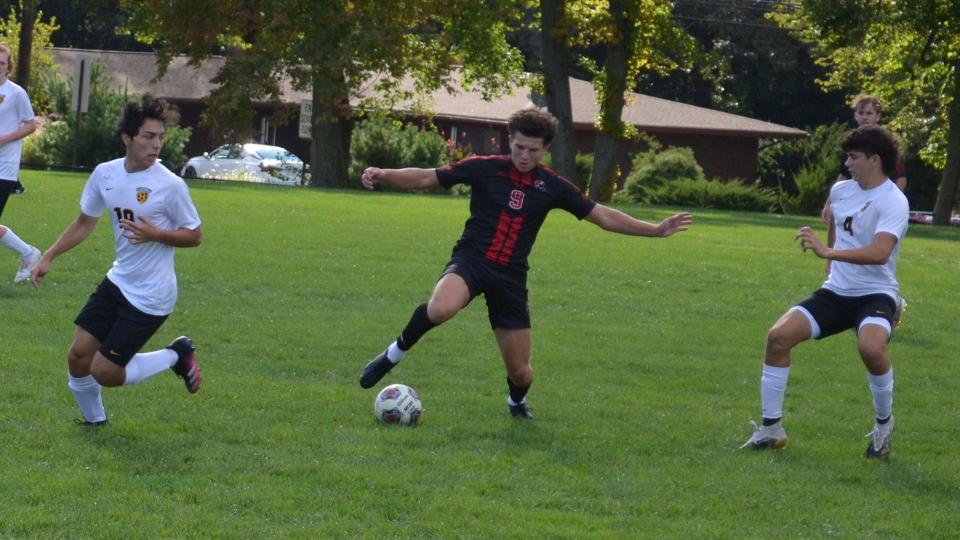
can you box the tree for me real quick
[123,0,525,188]
[564,0,695,200]
[772,0,960,225]
[539,0,577,181]
[639,0,848,129]
[14,0,34,92]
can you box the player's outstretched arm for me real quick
[584,204,693,237]
[361,167,440,191]
[30,213,99,288]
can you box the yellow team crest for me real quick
[0,94,6,105]
[136,186,152,204]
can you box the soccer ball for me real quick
[374,383,422,426]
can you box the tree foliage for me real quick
[638,0,847,129]
[559,0,696,199]
[122,0,527,188]
[0,2,59,114]
[772,0,960,224]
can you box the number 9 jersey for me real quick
[80,158,202,316]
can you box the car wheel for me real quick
[183,166,198,179]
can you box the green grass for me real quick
[2,170,959,538]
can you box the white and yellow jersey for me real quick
[824,178,908,301]
[80,158,201,315]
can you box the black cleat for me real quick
[360,350,395,389]
[12,180,24,194]
[75,418,108,427]
[168,336,202,394]
[509,401,533,420]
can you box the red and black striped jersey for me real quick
[436,155,596,271]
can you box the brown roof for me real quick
[52,47,806,139]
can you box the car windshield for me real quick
[253,147,302,162]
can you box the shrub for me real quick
[621,145,704,202]
[26,62,191,172]
[349,114,448,186]
[645,178,778,212]
[757,122,848,213]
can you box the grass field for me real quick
[2,170,959,538]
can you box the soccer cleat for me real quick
[75,418,108,427]
[740,420,788,450]
[13,245,41,283]
[509,400,534,420]
[865,416,895,459]
[360,350,395,389]
[13,180,24,194]
[168,336,202,394]
[892,297,907,327]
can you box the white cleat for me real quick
[14,245,41,283]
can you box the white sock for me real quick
[0,226,31,256]
[760,364,791,420]
[386,341,405,364]
[68,374,107,423]
[868,368,894,421]
[123,349,177,385]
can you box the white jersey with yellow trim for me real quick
[823,178,908,301]
[80,158,201,315]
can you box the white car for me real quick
[180,143,308,185]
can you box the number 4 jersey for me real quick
[825,178,908,301]
[80,158,202,316]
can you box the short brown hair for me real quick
[852,93,882,115]
[507,108,558,145]
[0,43,13,75]
[841,125,899,177]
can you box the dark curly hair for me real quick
[840,125,900,177]
[117,94,179,139]
[507,108,558,145]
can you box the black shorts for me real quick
[0,179,18,218]
[441,253,530,330]
[796,288,896,339]
[74,277,168,366]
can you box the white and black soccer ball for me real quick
[374,383,422,426]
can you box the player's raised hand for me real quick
[795,226,827,257]
[656,212,694,237]
[361,167,385,190]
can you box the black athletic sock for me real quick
[396,303,437,351]
[762,417,782,427]
[877,415,891,425]
[507,377,530,404]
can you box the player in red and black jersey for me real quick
[359,108,693,419]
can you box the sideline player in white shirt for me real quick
[741,125,908,459]
[0,42,40,283]
[30,95,203,426]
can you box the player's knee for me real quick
[765,326,795,355]
[858,340,886,364]
[508,364,533,386]
[426,302,457,324]
[67,345,94,375]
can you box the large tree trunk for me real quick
[540,0,576,183]
[588,0,633,201]
[309,72,351,188]
[933,64,960,225]
[15,1,35,90]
